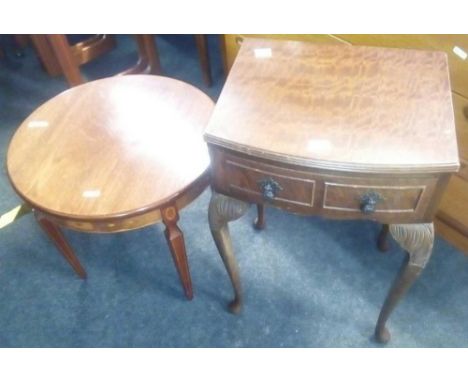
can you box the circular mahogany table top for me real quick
[7,75,214,222]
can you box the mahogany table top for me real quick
[205,38,459,174]
[7,75,214,220]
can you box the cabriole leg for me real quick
[375,223,434,343]
[208,192,249,314]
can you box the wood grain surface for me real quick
[336,34,468,97]
[7,75,214,220]
[222,34,349,71]
[208,145,447,224]
[205,38,459,174]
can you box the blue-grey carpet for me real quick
[0,35,467,347]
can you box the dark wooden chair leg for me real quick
[14,35,30,49]
[195,34,212,87]
[123,34,162,75]
[377,224,390,252]
[30,35,63,76]
[47,34,84,87]
[35,213,87,279]
[161,205,193,300]
[253,203,266,230]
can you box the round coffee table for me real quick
[6,75,214,300]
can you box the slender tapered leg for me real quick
[161,205,193,300]
[208,192,249,314]
[35,213,87,278]
[253,203,266,230]
[377,224,390,252]
[375,223,434,343]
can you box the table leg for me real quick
[119,35,162,76]
[161,205,193,300]
[374,223,434,343]
[195,34,212,87]
[253,203,266,230]
[35,213,87,279]
[208,192,249,314]
[47,34,84,87]
[377,224,390,252]
[134,34,162,75]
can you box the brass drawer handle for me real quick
[258,177,283,201]
[360,191,383,214]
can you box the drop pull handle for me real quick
[258,178,283,202]
[360,191,383,214]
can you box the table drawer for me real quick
[323,182,424,213]
[318,175,440,222]
[209,146,445,223]
[224,157,315,209]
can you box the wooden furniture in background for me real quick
[30,34,213,87]
[13,35,29,49]
[31,34,160,87]
[30,35,118,78]
[206,38,459,343]
[195,34,212,87]
[221,34,468,254]
[6,75,214,300]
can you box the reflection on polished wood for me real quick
[206,38,459,343]
[207,38,458,174]
[8,75,212,220]
[335,35,468,97]
[222,34,468,255]
[7,75,214,298]
[222,34,349,74]
[223,34,468,96]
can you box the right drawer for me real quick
[323,181,426,215]
[319,174,442,223]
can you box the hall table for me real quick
[204,38,459,343]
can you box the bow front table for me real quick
[204,38,459,342]
[7,75,214,300]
